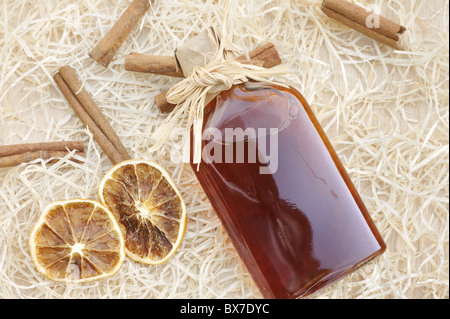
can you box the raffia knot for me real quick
[190,64,235,89]
[167,62,236,105]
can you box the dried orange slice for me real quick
[29,199,125,282]
[98,159,187,265]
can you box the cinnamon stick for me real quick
[0,141,84,157]
[0,151,85,168]
[53,67,130,165]
[125,42,281,75]
[125,53,184,77]
[0,145,85,168]
[235,43,282,68]
[89,0,151,67]
[154,91,176,113]
[321,0,405,49]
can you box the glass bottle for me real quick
[190,83,386,299]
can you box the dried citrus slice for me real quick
[98,159,187,265]
[30,199,125,282]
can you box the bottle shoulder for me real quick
[203,83,308,133]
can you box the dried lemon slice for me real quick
[30,199,125,282]
[98,159,187,265]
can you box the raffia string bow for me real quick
[151,26,288,166]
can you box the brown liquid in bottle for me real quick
[191,84,386,299]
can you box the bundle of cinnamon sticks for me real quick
[53,66,131,165]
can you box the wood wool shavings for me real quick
[0,0,448,299]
